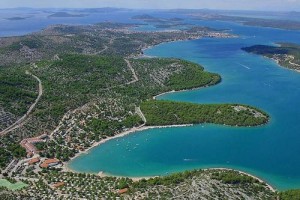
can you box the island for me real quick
[191,13,300,30]
[5,17,30,21]
[132,14,190,29]
[132,14,163,22]
[242,43,300,72]
[0,22,277,199]
[48,12,88,18]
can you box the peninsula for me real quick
[242,43,300,72]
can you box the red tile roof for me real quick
[52,182,65,188]
[20,133,47,155]
[28,157,40,165]
[118,188,129,194]
[40,158,60,168]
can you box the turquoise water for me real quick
[62,16,300,190]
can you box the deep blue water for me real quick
[69,16,300,191]
[2,8,300,191]
[0,9,184,37]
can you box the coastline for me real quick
[65,35,266,176]
[268,56,300,73]
[64,124,193,172]
[153,85,211,100]
[246,52,300,74]
[61,32,277,194]
[64,120,276,193]
[207,168,276,193]
[76,167,277,193]
[153,79,221,100]
[63,38,198,172]
[65,33,225,171]
[113,168,276,192]
[136,30,237,59]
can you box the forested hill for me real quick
[0,55,223,165]
[141,100,269,127]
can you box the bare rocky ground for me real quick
[0,170,276,199]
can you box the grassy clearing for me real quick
[0,179,28,191]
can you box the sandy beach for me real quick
[63,124,276,192]
[153,82,220,100]
[64,124,193,172]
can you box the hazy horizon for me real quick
[0,0,299,12]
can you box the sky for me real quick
[0,0,299,11]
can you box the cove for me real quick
[68,22,300,191]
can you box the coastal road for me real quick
[0,70,43,136]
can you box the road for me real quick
[97,38,114,54]
[288,55,300,67]
[125,59,139,84]
[135,106,147,124]
[0,71,43,135]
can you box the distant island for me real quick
[169,17,184,21]
[191,13,300,30]
[132,14,162,21]
[48,12,87,18]
[5,17,29,21]
[242,43,300,72]
[132,14,188,29]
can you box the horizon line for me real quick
[0,7,299,13]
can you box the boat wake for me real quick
[183,158,197,162]
[237,63,251,70]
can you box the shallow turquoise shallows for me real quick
[68,19,300,191]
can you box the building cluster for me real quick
[39,158,61,169]
[20,134,48,157]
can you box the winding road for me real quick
[288,55,300,67]
[0,71,43,136]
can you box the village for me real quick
[1,133,62,178]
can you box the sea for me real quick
[2,8,300,191]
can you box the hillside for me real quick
[242,43,300,71]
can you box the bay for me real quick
[69,19,300,191]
